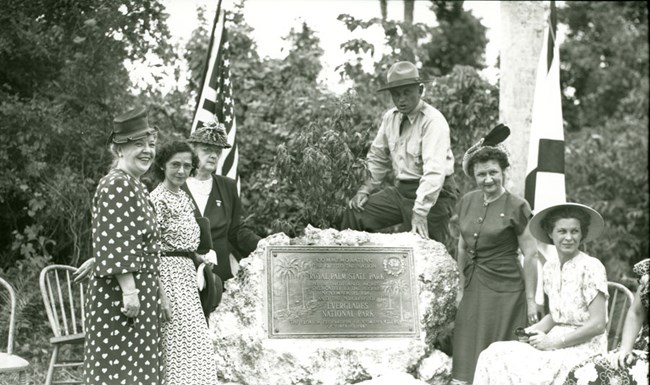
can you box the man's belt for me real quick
[397,179,420,185]
[396,175,459,200]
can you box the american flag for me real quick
[191,0,239,184]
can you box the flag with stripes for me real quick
[525,1,565,212]
[191,0,239,184]
[525,1,565,305]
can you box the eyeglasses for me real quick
[167,162,193,171]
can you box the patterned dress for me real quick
[452,190,531,383]
[83,168,164,385]
[563,258,649,385]
[150,185,218,385]
[473,252,609,385]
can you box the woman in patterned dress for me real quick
[149,140,218,385]
[82,107,171,385]
[563,258,649,385]
[473,203,609,385]
[451,125,540,384]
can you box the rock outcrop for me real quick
[209,226,458,385]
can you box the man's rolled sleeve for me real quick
[413,117,450,217]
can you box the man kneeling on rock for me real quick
[340,61,459,245]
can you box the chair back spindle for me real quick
[0,276,31,384]
[606,281,634,350]
[39,264,85,385]
[0,278,17,355]
[40,265,85,338]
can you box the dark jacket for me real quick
[181,174,261,283]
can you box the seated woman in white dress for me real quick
[473,203,609,385]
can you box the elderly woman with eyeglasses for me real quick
[473,203,609,385]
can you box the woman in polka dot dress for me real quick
[83,108,170,385]
[149,140,218,385]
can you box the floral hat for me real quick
[461,123,511,177]
[633,258,649,277]
[187,121,232,148]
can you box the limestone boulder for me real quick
[209,226,458,385]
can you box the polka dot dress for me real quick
[83,169,164,385]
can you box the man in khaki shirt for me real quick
[340,61,459,244]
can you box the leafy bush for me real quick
[565,117,649,280]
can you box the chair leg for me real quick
[19,371,28,385]
[45,345,59,385]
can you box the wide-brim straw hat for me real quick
[528,202,605,245]
[376,61,429,92]
[461,124,511,177]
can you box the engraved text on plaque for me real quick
[266,246,420,339]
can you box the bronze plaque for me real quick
[266,246,420,339]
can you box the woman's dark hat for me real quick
[528,202,604,245]
[461,124,511,177]
[110,107,158,144]
[187,121,232,148]
[377,61,428,92]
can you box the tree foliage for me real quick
[560,1,648,131]
[421,0,488,76]
[0,0,174,269]
[558,1,649,278]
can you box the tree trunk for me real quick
[380,0,387,21]
[499,2,547,196]
[404,0,414,24]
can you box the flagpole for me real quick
[191,0,223,133]
[547,0,557,69]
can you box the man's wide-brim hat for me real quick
[528,202,605,245]
[110,107,158,144]
[377,61,428,92]
[187,121,232,148]
[461,123,511,177]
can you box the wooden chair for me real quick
[40,265,85,385]
[0,277,30,385]
[606,281,635,351]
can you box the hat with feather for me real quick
[461,123,511,177]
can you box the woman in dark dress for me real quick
[82,107,170,385]
[451,125,540,385]
[183,122,260,303]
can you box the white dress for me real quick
[473,252,609,385]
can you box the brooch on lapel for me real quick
[216,199,222,207]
